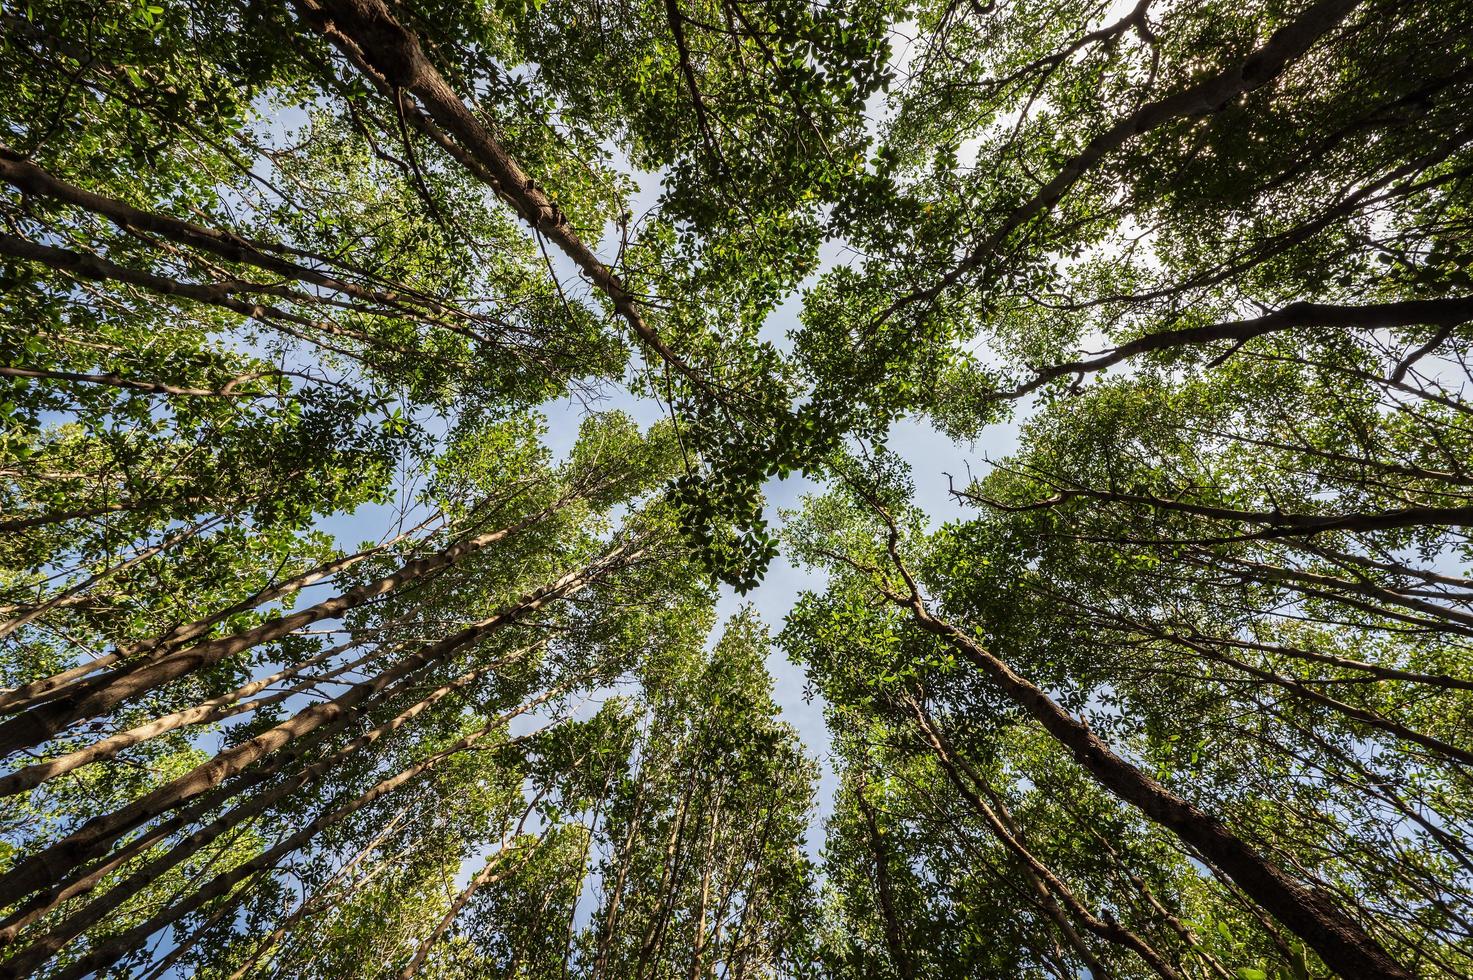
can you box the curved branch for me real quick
[1001,296,1473,399]
[884,0,1364,320]
[290,0,712,396]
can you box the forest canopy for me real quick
[1,0,1471,977]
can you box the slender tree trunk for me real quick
[0,516,220,643]
[24,710,518,980]
[883,573,1413,979]
[687,784,725,980]
[0,498,565,756]
[1003,296,1473,399]
[0,696,367,941]
[289,0,702,388]
[0,233,366,351]
[1175,632,1473,766]
[559,772,611,980]
[637,760,699,980]
[134,885,242,980]
[0,148,463,320]
[592,739,650,980]
[0,648,559,974]
[705,810,764,977]
[0,541,637,910]
[0,501,131,534]
[854,779,917,980]
[725,797,778,980]
[895,0,1364,312]
[908,696,1178,980]
[0,517,431,714]
[225,805,414,980]
[0,636,384,796]
[1084,824,1236,980]
[398,790,550,979]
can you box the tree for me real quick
[4,0,1473,976]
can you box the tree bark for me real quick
[1001,296,1473,398]
[289,0,706,392]
[0,518,430,714]
[397,794,549,979]
[854,779,917,980]
[0,644,555,973]
[908,696,1178,980]
[21,710,517,980]
[0,495,563,756]
[0,540,638,910]
[886,580,1413,979]
[0,638,381,796]
[891,0,1365,314]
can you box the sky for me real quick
[281,14,1031,843]
[295,85,1028,842]
[316,291,1019,851]
[527,121,1026,833]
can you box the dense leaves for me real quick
[2,0,1472,977]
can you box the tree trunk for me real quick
[854,779,917,980]
[0,497,566,756]
[22,711,515,980]
[0,541,637,910]
[908,696,1177,980]
[0,518,427,714]
[0,650,559,974]
[890,585,1413,979]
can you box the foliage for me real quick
[1,0,1471,977]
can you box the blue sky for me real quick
[317,311,1018,849]
[286,104,1028,841]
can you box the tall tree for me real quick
[4,0,1473,976]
